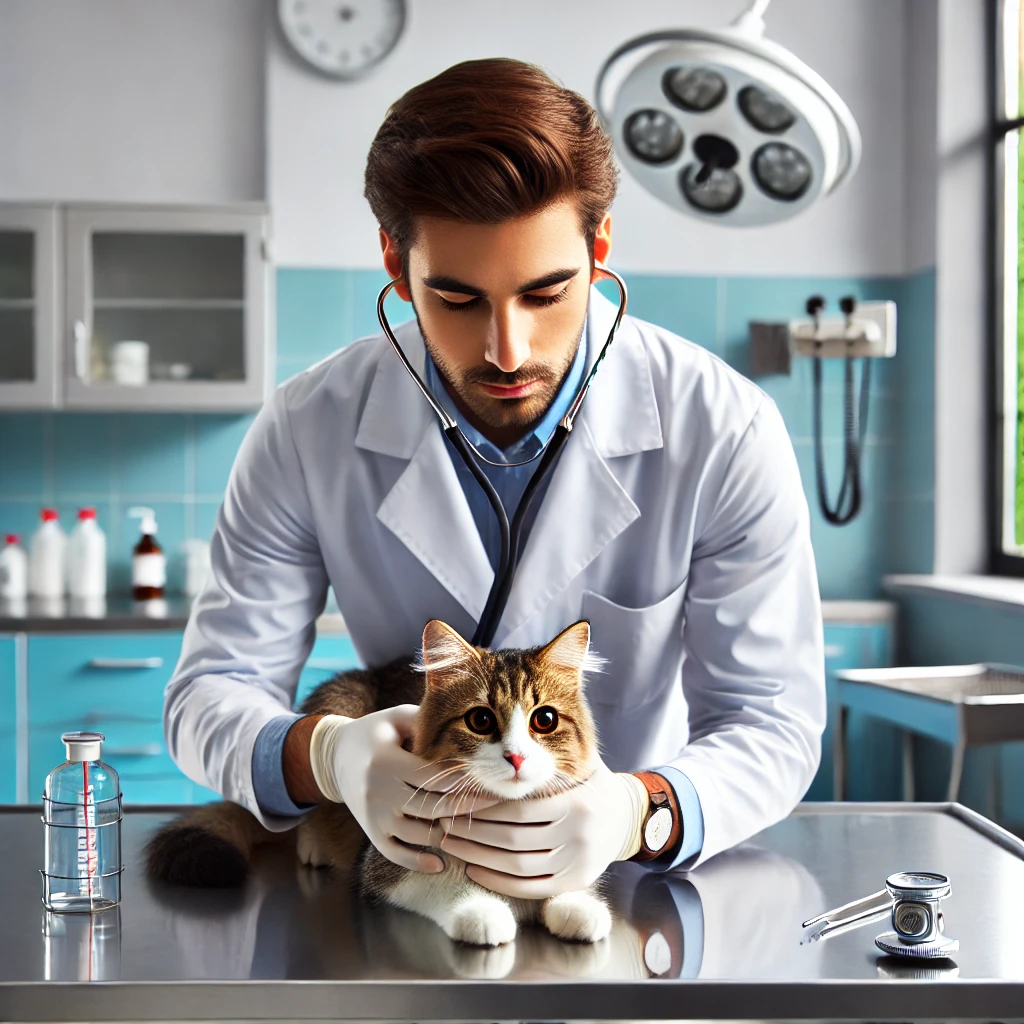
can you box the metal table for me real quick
[1,803,1022,1021]
[834,663,1024,803]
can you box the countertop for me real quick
[0,803,1021,1021]
[0,596,887,634]
[0,596,349,635]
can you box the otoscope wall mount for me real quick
[789,299,897,359]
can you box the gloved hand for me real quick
[433,760,650,899]
[308,706,502,874]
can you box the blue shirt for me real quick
[251,317,704,870]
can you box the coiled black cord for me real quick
[809,295,871,526]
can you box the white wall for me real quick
[933,0,990,574]
[268,0,909,275]
[904,0,939,273]
[0,0,266,205]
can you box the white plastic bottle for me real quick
[0,534,28,600]
[67,508,107,598]
[29,509,67,599]
[128,506,165,601]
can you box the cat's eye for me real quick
[530,706,558,733]
[464,707,496,734]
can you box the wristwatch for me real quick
[630,772,681,862]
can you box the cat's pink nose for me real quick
[504,752,526,773]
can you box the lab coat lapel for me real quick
[495,288,664,645]
[355,317,493,622]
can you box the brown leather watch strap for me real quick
[629,771,682,862]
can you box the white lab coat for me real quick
[164,286,825,869]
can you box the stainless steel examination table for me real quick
[1,804,1022,1022]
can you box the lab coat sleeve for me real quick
[163,387,330,831]
[665,397,825,868]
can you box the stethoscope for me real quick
[802,871,959,960]
[375,266,628,648]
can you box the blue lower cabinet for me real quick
[0,637,17,803]
[804,620,897,801]
[26,631,360,806]
[295,635,362,708]
[27,632,190,804]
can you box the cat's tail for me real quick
[144,802,284,888]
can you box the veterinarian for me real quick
[165,58,826,896]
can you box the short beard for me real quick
[414,307,587,437]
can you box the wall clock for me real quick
[278,0,406,80]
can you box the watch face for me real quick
[278,0,406,80]
[644,806,672,852]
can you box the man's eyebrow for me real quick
[421,267,581,296]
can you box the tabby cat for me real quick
[146,619,611,946]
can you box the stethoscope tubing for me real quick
[376,266,628,648]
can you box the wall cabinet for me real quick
[0,206,60,409]
[0,203,271,412]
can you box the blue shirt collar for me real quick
[423,317,588,465]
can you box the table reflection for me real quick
[138,834,824,983]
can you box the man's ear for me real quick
[590,214,613,281]
[420,619,480,688]
[380,229,412,302]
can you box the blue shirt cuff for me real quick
[251,714,317,818]
[639,765,705,871]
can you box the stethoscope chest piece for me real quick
[803,870,958,960]
[873,872,959,960]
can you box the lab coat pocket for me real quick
[581,579,688,710]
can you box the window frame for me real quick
[993,0,1024,576]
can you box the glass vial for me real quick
[41,731,123,913]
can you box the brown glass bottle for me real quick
[132,532,165,601]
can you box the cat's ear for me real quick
[419,619,480,687]
[539,620,604,680]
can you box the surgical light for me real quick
[596,0,862,226]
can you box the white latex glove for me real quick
[308,707,502,874]
[435,761,650,899]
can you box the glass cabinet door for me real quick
[65,207,270,411]
[0,206,60,409]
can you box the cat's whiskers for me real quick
[442,776,486,841]
[405,764,467,817]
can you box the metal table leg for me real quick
[834,704,848,800]
[902,730,915,801]
[948,735,966,802]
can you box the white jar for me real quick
[110,341,149,386]
[0,534,28,600]
[29,509,67,598]
[67,508,107,598]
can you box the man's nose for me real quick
[504,752,526,773]
[485,306,531,373]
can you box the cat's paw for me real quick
[444,897,518,947]
[297,821,334,868]
[541,891,612,943]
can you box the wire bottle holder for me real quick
[41,731,124,913]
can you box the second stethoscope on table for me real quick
[375,266,628,649]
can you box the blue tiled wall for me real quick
[0,266,936,596]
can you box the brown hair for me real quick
[364,58,618,262]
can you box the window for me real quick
[996,0,1024,571]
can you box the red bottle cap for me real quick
[41,508,59,522]
[78,507,96,520]
[4,534,19,544]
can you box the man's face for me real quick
[390,200,601,447]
